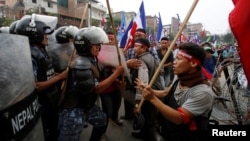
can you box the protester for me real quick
[57,26,124,141]
[156,37,174,87]
[135,42,214,141]
[203,46,222,96]
[121,28,161,120]
[15,15,68,141]
[131,38,163,141]
[99,30,124,132]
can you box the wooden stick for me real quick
[138,0,200,109]
[106,0,122,66]
[60,3,89,91]
[60,49,76,90]
[79,3,89,28]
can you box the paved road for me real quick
[80,98,165,141]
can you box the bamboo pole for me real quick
[138,0,200,109]
[79,3,89,28]
[105,0,122,66]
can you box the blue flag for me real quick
[156,12,163,42]
[118,11,126,42]
[139,0,146,29]
[119,19,133,48]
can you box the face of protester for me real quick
[173,50,199,75]
[90,44,101,57]
[160,40,169,49]
[205,51,212,58]
[134,31,146,40]
[133,42,147,57]
[106,34,115,45]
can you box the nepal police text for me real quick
[11,96,39,135]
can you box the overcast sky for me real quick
[98,0,234,34]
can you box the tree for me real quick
[0,17,14,27]
[104,17,120,33]
[222,32,235,44]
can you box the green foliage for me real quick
[91,19,100,26]
[168,33,175,40]
[222,32,235,44]
[105,17,120,31]
[0,17,14,27]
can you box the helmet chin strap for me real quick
[29,14,36,27]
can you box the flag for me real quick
[201,28,206,39]
[121,0,146,50]
[176,13,182,44]
[156,12,163,42]
[229,0,250,87]
[212,34,217,47]
[192,32,199,44]
[148,29,153,42]
[119,19,133,47]
[101,16,105,27]
[176,13,181,28]
[118,11,126,42]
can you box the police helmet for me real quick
[64,25,79,39]
[74,26,108,56]
[9,20,19,34]
[55,26,79,44]
[15,16,54,44]
[54,26,69,44]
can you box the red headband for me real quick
[177,51,201,65]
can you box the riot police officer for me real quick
[58,26,124,141]
[15,15,68,141]
[47,25,79,73]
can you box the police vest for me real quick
[63,56,100,112]
[31,46,59,109]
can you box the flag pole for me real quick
[106,0,122,66]
[138,0,200,109]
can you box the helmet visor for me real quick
[44,26,54,35]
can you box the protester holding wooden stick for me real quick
[135,43,214,141]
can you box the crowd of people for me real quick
[1,13,250,141]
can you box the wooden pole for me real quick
[60,3,89,91]
[105,0,122,66]
[138,0,200,109]
[79,3,89,28]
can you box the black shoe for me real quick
[111,119,123,126]
[131,131,143,139]
[120,115,134,120]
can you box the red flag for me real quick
[229,0,250,87]
[101,16,105,26]
[124,22,137,51]
[123,1,146,51]
[201,28,205,39]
